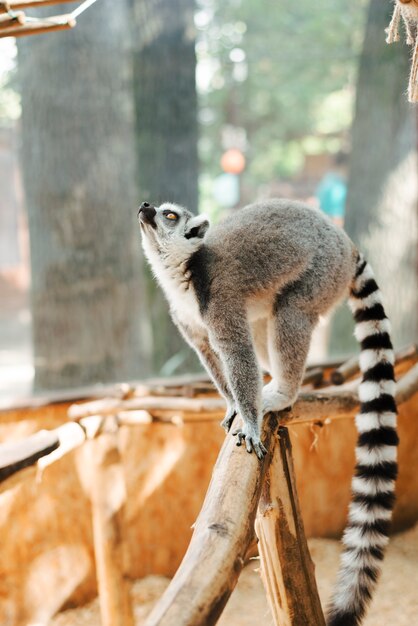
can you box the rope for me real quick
[386,1,418,103]
[385,3,401,44]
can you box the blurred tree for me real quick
[341,0,418,349]
[132,0,201,373]
[18,0,152,390]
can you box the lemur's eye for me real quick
[164,211,178,221]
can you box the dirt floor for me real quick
[53,523,418,625]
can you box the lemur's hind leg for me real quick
[262,305,317,415]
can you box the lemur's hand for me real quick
[232,423,267,460]
[220,403,237,432]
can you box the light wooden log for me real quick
[0,429,58,482]
[1,0,76,8]
[395,361,418,405]
[68,395,227,421]
[0,10,24,27]
[0,13,75,38]
[37,417,103,470]
[145,413,279,626]
[302,366,323,387]
[88,418,134,626]
[331,343,418,385]
[256,427,325,626]
[330,354,360,385]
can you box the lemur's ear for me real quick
[184,214,210,240]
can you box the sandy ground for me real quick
[53,523,418,626]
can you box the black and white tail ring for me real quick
[327,253,399,626]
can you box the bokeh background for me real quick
[0,0,417,401]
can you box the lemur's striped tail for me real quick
[327,253,398,626]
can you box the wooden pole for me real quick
[145,414,279,626]
[330,354,360,385]
[0,11,24,27]
[331,343,418,385]
[0,14,75,38]
[0,0,77,8]
[88,417,134,626]
[256,427,325,626]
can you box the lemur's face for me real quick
[137,202,210,254]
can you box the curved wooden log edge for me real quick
[145,413,280,626]
[0,430,59,483]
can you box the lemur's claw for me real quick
[234,430,246,447]
[232,428,267,460]
[220,407,237,432]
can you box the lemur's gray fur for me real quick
[138,198,398,626]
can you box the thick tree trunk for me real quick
[18,1,152,390]
[344,0,418,347]
[132,0,201,373]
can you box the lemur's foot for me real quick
[261,383,294,415]
[220,404,237,432]
[232,424,267,460]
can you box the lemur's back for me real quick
[205,199,356,313]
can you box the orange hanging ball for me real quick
[220,149,246,175]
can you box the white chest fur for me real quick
[142,236,204,327]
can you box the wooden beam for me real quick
[0,429,59,482]
[0,13,75,38]
[88,418,135,626]
[145,413,279,626]
[302,366,323,387]
[330,354,360,385]
[0,10,24,27]
[331,343,418,385]
[395,361,418,405]
[256,427,325,626]
[68,395,227,421]
[1,0,77,8]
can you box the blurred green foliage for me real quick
[196,0,367,196]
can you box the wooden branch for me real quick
[331,343,418,385]
[330,354,360,385]
[37,417,103,471]
[1,0,77,8]
[0,430,59,482]
[0,10,24,27]
[68,395,226,421]
[145,414,279,626]
[0,13,75,38]
[256,427,325,626]
[395,361,418,405]
[88,419,135,626]
[302,366,323,387]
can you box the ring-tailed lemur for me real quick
[138,198,398,626]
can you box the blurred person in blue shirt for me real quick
[316,151,348,228]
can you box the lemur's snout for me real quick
[138,202,157,226]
